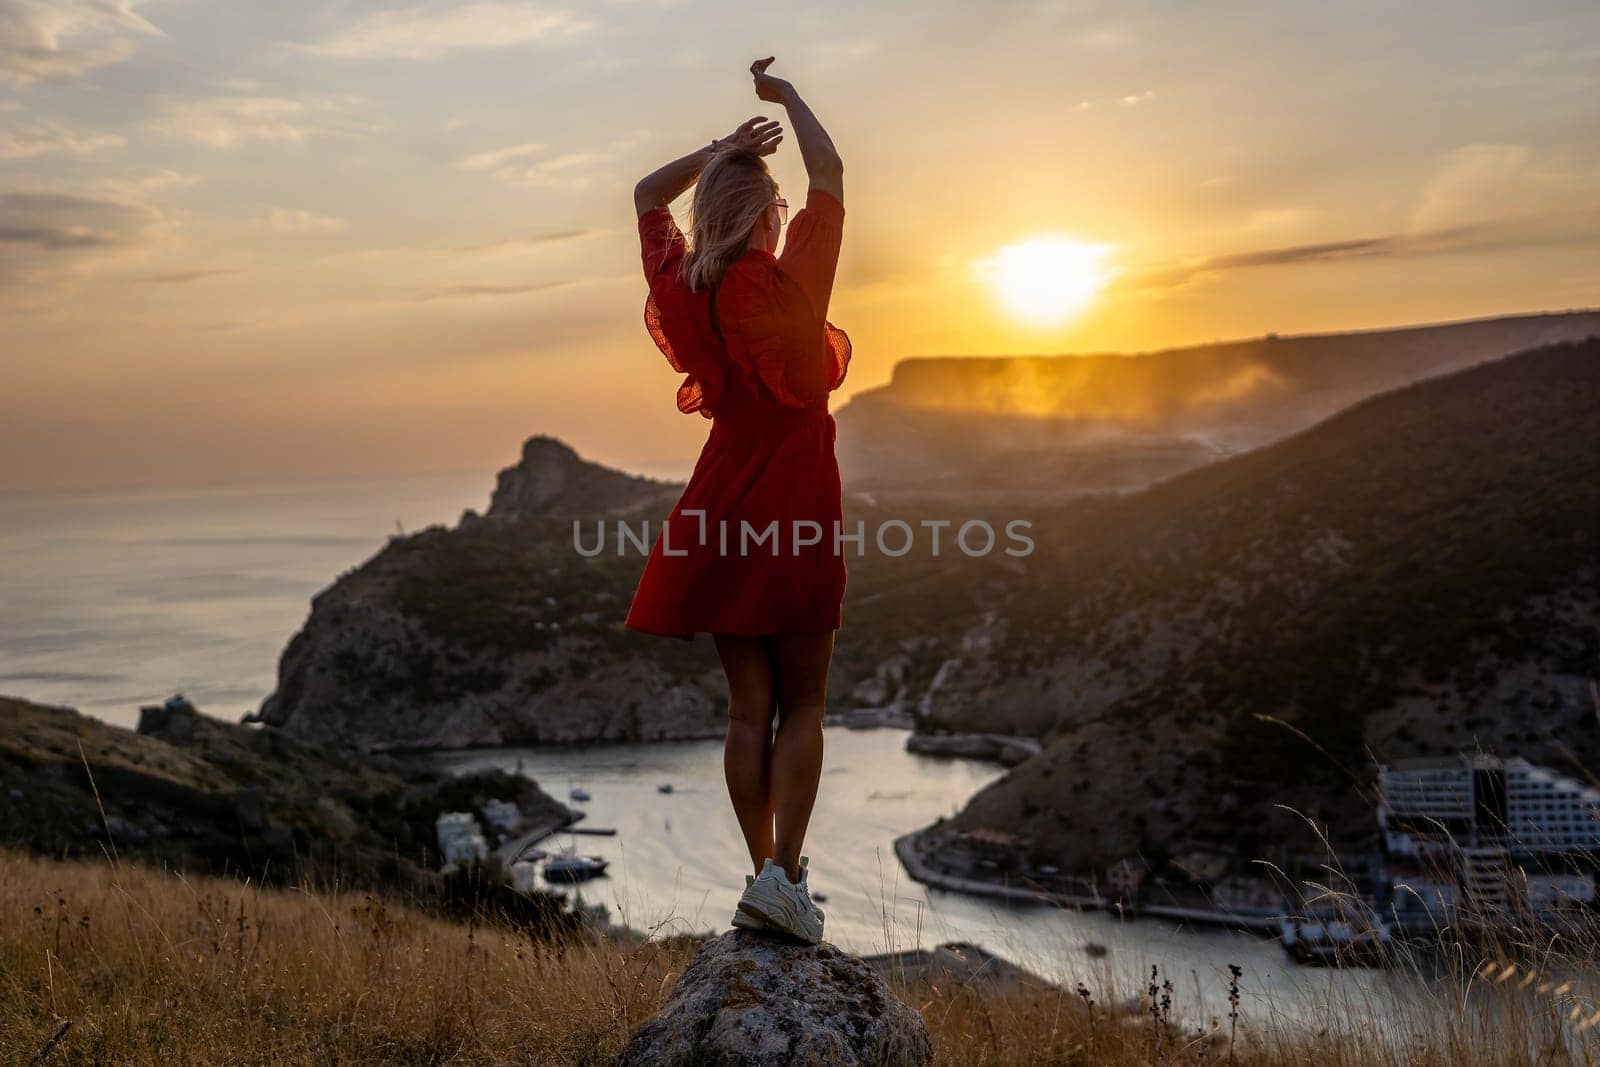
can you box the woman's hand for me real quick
[714,115,783,157]
[750,57,794,104]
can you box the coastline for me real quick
[892,832,1282,934]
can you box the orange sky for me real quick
[2,1,1597,489]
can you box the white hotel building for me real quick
[1378,755,1600,920]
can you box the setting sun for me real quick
[977,236,1116,325]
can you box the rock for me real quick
[616,929,931,1067]
[905,732,1042,767]
[849,654,915,708]
[487,435,677,520]
[137,694,201,741]
[849,675,892,707]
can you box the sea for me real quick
[0,474,1425,1033]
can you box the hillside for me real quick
[911,338,1600,875]
[837,309,1600,492]
[0,694,569,890]
[256,435,1026,751]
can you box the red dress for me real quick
[625,188,851,640]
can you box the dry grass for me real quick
[0,851,690,1065]
[2,849,1598,1065]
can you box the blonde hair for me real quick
[679,148,778,293]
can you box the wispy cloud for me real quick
[454,132,647,188]
[149,91,381,148]
[304,2,589,61]
[410,278,576,302]
[455,142,544,172]
[136,268,244,284]
[267,206,345,232]
[1405,143,1600,232]
[0,189,169,291]
[0,191,149,249]
[85,169,199,200]
[0,0,160,86]
[449,229,594,254]
[0,119,124,159]
[1075,89,1156,111]
[1113,216,1590,293]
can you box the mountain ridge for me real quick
[836,309,1600,491]
[909,337,1600,875]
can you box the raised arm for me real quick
[633,117,784,217]
[751,58,843,204]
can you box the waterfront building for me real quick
[1378,755,1600,921]
[435,811,489,868]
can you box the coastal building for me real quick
[932,828,1031,877]
[435,811,489,869]
[509,859,541,895]
[1378,755,1600,922]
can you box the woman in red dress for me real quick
[625,58,847,943]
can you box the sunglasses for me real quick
[773,197,788,226]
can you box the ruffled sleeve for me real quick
[777,188,844,321]
[639,206,720,417]
[638,206,686,282]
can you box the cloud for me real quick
[1118,147,1600,297]
[1407,143,1599,232]
[0,191,148,249]
[0,0,160,86]
[320,227,598,267]
[136,268,244,284]
[449,229,593,254]
[456,133,645,189]
[410,278,575,302]
[267,206,345,232]
[1113,222,1521,293]
[149,91,381,148]
[304,2,589,61]
[494,150,601,188]
[455,141,543,171]
[0,190,168,291]
[1076,89,1156,111]
[86,168,198,197]
[0,119,124,159]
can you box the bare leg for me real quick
[713,633,777,876]
[769,631,835,883]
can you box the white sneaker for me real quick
[730,874,768,931]
[736,858,824,944]
[796,856,826,925]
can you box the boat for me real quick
[658,784,674,794]
[544,850,609,883]
[1279,914,1393,966]
[569,787,591,803]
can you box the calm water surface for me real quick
[0,474,484,727]
[437,731,1416,1030]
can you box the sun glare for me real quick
[977,236,1116,325]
